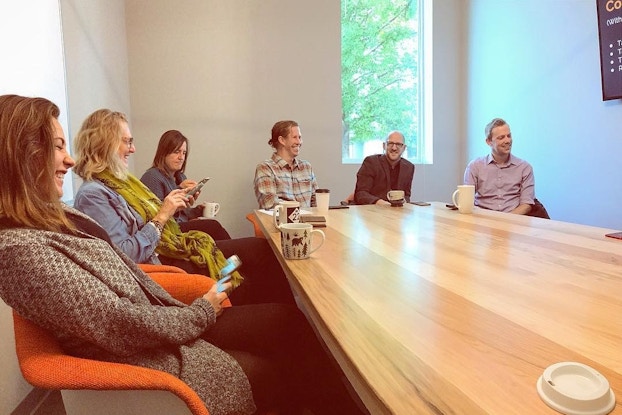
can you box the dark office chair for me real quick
[340,191,355,206]
[527,198,550,219]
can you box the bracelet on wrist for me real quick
[150,219,164,236]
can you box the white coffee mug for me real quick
[315,188,330,214]
[273,200,301,227]
[279,223,325,260]
[203,202,220,218]
[452,185,475,214]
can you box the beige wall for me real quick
[124,0,465,237]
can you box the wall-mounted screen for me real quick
[597,0,622,100]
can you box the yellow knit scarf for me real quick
[94,170,242,287]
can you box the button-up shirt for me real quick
[464,154,534,212]
[254,153,317,209]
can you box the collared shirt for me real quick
[389,160,401,189]
[254,153,317,209]
[464,153,535,212]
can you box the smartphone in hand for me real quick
[217,255,242,293]
[186,177,210,198]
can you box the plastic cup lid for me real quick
[536,362,615,415]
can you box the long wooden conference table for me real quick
[254,202,622,414]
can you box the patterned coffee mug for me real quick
[273,200,301,227]
[278,223,325,260]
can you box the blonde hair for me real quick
[73,109,129,181]
[0,94,74,232]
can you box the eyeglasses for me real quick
[386,141,404,148]
[122,137,135,148]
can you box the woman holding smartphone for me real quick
[73,109,294,306]
[140,129,231,240]
[0,94,365,415]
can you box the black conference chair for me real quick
[527,198,550,219]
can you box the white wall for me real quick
[0,0,129,411]
[61,0,132,171]
[124,0,351,238]
[124,0,465,238]
[466,0,622,229]
[420,0,467,201]
[0,1,70,411]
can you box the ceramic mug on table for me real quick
[279,222,325,259]
[203,202,220,218]
[452,185,475,214]
[273,200,301,227]
[387,189,405,206]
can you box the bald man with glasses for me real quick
[353,131,415,205]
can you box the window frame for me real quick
[341,0,433,165]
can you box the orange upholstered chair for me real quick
[12,264,230,415]
[246,212,266,238]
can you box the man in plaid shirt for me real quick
[254,120,318,209]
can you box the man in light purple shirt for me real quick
[464,118,536,215]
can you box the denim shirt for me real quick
[74,180,161,264]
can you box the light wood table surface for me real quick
[254,203,622,414]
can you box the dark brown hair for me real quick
[151,130,189,181]
[0,94,74,232]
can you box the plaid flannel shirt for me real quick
[254,153,317,209]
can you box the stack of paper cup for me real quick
[316,189,330,214]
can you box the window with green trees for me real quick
[341,0,431,164]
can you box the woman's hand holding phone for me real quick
[185,177,210,199]
[179,179,197,189]
[155,189,191,223]
[200,254,241,316]
[203,284,229,317]
[216,255,242,294]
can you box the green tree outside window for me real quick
[342,0,422,163]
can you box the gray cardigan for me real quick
[0,206,255,415]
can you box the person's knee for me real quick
[253,303,306,328]
[218,237,274,264]
[226,350,285,411]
